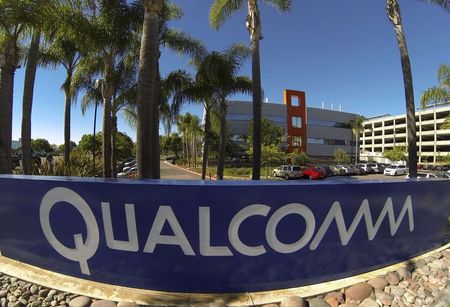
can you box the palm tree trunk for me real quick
[21,31,41,175]
[248,0,262,180]
[0,67,14,174]
[193,131,197,167]
[201,106,211,179]
[217,100,227,180]
[112,114,118,178]
[100,65,114,178]
[136,1,162,179]
[102,94,112,178]
[152,68,161,179]
[387,0,417,178]
[63,72,72,166]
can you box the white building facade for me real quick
[360,105,450,164]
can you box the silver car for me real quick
[272,165,302,180]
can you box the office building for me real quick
[226,89,358,159]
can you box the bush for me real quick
[38,151,103,177]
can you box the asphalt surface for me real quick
[160,161,204,180]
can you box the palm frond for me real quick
[437,64,450,88]
[263,0,292,12]
[418,0,450,12]
[420,86,450,108]
[209,0,245,29]
[162,29,206,60]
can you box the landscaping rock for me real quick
[280,296,305,307]
[68,297,91,307]
[385,271,400,285]
[90,301,116,307]
[359,298,378,307]
[345,282,373,302]
[375,290,393,306]
[306,297,329,307]
[367,277,388,290]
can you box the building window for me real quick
[291,96,300,106]
[292,117,302,128]
[293,136,302,147]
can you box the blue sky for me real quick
[11,0,450,145]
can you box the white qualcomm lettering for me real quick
[40,187,99,275]
[101,202,139,252]
[199,207,233,256]
[266,203,316,253]
[143,206,195,255]
[228,204,270,256]
[309,195,414,250]
[39,187,415,275]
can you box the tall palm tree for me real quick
[386,0,417,178]
[66,0,141,178]
[420,64,450,108]
[136,1,205,179]
[136,0,163,179]
[0,0,47,174]
[210,0,292,180]
[21,30,41,174]
[40,37,82,166]
[350,115,366,164]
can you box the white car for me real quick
[405,172,438,179]
[384,164,408,176]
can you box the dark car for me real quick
[321,166,334,177]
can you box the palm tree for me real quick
[210,0,292,180]
[66,0,141,178]
[40,37,82,166]
[386,0,417,178]
[350,115,366,164]
[79,54,138,177]
[136,1,205,179]
[136,0,163,179]
[0,0,47,174]
[420,64,450,108]
[196,49,252,180]
[21,30,41,174]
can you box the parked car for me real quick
[321,166,334,177]
[367,163,385,174]
[272,165,302,180]
[357,163,376,174]
[435,171,450,179]
[118,166,137,178]
[353,165,369,175]
[384,164,408,176]
[302,166,326,180]
[405,172,439,179]
[330,165,346,176]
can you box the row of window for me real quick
[226,114,286,124]
[307,138,355,146]
[308,119,350,128]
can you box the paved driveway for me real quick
[160,161,204,180]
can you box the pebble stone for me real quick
[345,282,373,301]
[280,296,305,307]
[306,297,329,307]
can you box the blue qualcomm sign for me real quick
[0,176,449,293]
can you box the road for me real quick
[160,161,205,180]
